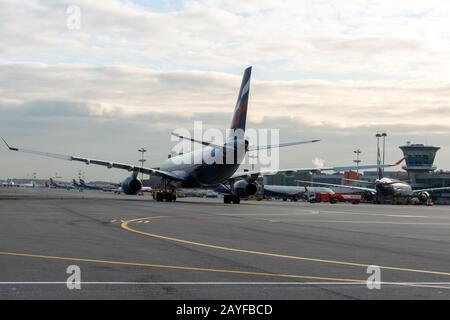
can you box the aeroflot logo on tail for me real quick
[171,121,280,170]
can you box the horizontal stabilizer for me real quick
[171,132,224,149]
[248,139,320,151]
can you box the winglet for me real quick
[1,137,18,151]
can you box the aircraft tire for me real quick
[165,193,173,202]
[232,195,241,204]
[156,192,164,202]
[224,194,232,204]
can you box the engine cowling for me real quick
[233,180,258,198]
[417,191,430,203]
[121,176,142,195]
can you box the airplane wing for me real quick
[413,187,450,193]
[295,180,376,193]
[230,158,404,181]
[1,138,182,182]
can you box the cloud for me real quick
[2,64,450,131]
[2,1,450,78]
[1,1,450,179]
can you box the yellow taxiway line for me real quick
[0,250,364,283]
[1,215,448,291]
[1,250,450,290]
[121,217,450,278]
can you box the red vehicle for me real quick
[311,192,362,204]
[333,193,362,204]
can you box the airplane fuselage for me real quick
[375,178,413,197]
[263,185,335,197]
[160,141,245,188]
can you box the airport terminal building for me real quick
[264,142,450,204]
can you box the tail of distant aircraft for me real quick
[49,178,58,188]
[229,66,251,132]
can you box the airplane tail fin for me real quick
[229,66,252,132]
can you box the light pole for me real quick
[381,132,387,175]
[138,147,147,181]
[248,151,258,171]
[353,149,362,176]
[375,133,382,179]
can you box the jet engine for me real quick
[417,191,430,203]
[121,176,142,195]
[233,180,258,198]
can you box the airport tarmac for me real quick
[1,188,450,299]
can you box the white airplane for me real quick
[113,186,152,194]
[1,180,14,187]
[73,179,120,192]
[17,181,36,188]
[49,178,74,190]
[261,184,335,201]
[0,180,34,188]
[296,176,450,204]
[1,67,400,204]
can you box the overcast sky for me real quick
[1,0,450,181]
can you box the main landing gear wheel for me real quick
[224,194,240,204]
[224,194,232,204]
[153,190,176,202]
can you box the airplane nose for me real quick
[376,183,395,195]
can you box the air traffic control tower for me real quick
[399,142,440,183]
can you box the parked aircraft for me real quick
[49,178,74,190]
[1,179,15,187]
[17,181,36,188]
[112,185,152,194]
[296,177,450,204]
[77,179,119,191]
[2,180,35,188]
[261,184,335,202]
